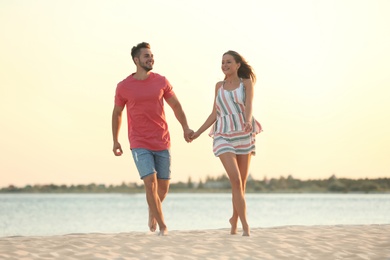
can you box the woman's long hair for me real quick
[224,50,256,83]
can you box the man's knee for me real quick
[157,180,170,197]
[143,174,158,192]
[159,185,169,196]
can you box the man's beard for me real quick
[141,62,153,72]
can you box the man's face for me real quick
[136,48,154,72]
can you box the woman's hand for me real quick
[190,131,201,141]
[244,122,253,132]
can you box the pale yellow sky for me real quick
[1,0,389,187]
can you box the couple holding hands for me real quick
[112,42,262,236]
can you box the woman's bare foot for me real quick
[148,208,157,232]
[242,225,250,236]
[158,228,168,236]
[229,217,238,235]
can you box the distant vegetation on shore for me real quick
[2,174,390,194]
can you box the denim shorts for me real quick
[131,148,171,180]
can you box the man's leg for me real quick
[148,149,171,234]
[148,179,170,232]
[143,173,168,235]
[157,179,170,201]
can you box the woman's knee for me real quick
[229,177,243,190]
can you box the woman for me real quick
[191,50,262,236]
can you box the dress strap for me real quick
[240,78,246,103]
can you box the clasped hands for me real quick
[183,129,200,143]
[184,122,252,143]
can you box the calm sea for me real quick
[1,193,389,237]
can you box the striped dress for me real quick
[209,79,262,157]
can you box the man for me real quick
[112,42,192,236]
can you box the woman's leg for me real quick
[219,152,250,236]
[229,154,251,234]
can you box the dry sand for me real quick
[1,225,389,259]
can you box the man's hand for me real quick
[113,142,123,156]
[184,129,194,143]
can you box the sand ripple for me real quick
[0,225,389,259]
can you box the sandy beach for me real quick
[1,225,389,260]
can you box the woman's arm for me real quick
[191,82,221,140]
[243,78,254,132]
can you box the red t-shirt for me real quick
[114,72,175,150]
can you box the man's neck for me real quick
[133,70,151,80]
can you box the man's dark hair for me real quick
[131,42,150,61]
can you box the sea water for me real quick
[0,193,389,237]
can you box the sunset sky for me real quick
[1,0,389,187]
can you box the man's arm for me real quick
[165,94,193,142]
[112,105,125,155]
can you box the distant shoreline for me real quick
[1,189,390,194]
[2,175,390,193]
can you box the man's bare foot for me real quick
[229,217,238,235]
[158,228,168,236]
[148,208,157,232]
